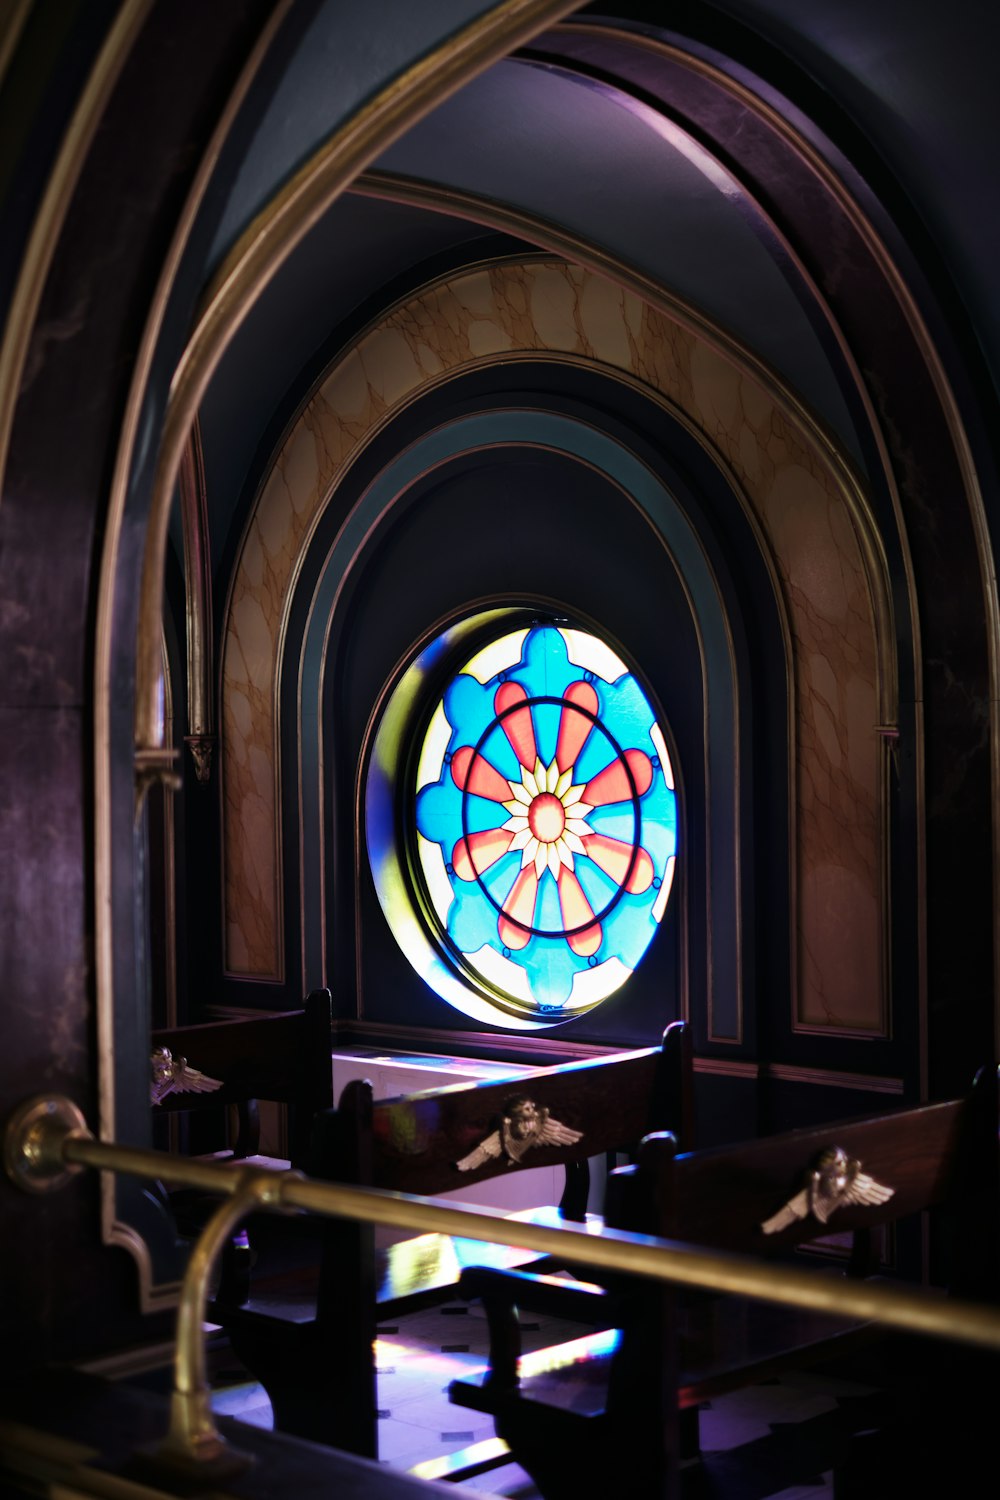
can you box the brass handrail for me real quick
[57,1127,1000,1350]
[7,1094,1000,1474]
[159,1172,289,1472]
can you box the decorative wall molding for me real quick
[766,1063,904,1094]
[220,257,892,1036]
[178,417,215,784]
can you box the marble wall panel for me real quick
[221,259,887,1032]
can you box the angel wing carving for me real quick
[534,1116,585,1148]
[759,1188,810,1236]
[454,1129,504,1173]
[150,1046,223,1106]
[761,1146,894,1234]
[812,1166,895,1222]
[456,1094,583,1171]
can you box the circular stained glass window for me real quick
[407,622,678,1024]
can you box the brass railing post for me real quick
[7,1090,1000,1429]
[157,1169,296,1473]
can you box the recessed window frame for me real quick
[367,610,679,1030]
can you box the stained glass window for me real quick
[410,623,677,1024]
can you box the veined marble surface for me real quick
[221,259,886,1031]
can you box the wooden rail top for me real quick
[653,1072,998,1255]
[365,1033,687,1196]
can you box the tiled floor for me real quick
[207,1295,883,1498]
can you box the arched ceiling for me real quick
[187,1,1000,569]
[196,195,499,560]
[707,0,1000,374]
[203,0,526,273]
[370,56,860,452]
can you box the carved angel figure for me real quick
[150,1047,223,1106]
[761,1145,894,1235]
[456,1094,583,1172]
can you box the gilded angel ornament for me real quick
[456,1095,583,1171]
[761,1145,894,1234]
[149,1047,223,1106]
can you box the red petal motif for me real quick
[555,682,598,771]
[498,867,538,950]
[556,866,602,956]
[451,745,513,803]
[495,681,537,769]
[452,827,516,881]
[583,748,652,806]
[582,833,654,893]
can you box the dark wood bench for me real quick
[0,1365,458,1500]
[219,1020,693,1463]
[449,1062,1000,1499]
[151,988,334,1303]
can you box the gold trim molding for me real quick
[178,416,215,783]
[548,15,998,1077]
[134,0,582,756]
[351,169,899,1038]
[0,0,32,90]
[95,0,298,1311]
[0,0,153,512]
[692,1057,759,1080]
[88,0,580,1306]
[220,257,891,1048]
[766,1063,904,1095]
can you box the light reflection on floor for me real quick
[373,1219,607,1303]
[208,1298,878,1497]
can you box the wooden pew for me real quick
[219,1020,693,1462]
[0,1365,458,1500]
[448,1063,1000,1499]
[151,988,334,1303]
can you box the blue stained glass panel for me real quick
[413,624,678,1022]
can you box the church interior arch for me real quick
[2,0,998,1357]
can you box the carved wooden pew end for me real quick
[218,1020,693,1462]
[150,988,334,1306]
[448,1063,1000,1499]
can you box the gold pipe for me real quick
[160,1171,288,1471]
[0,0,153,517]
[178,416,215,784]
[5,1094,999,1472]
[53,1126,1000,1356]
[134,0,582,753]
[282,1176,999,1351]
[64,1134,244,1196]
[60,1132,288,1470]
[0,0,32,92]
